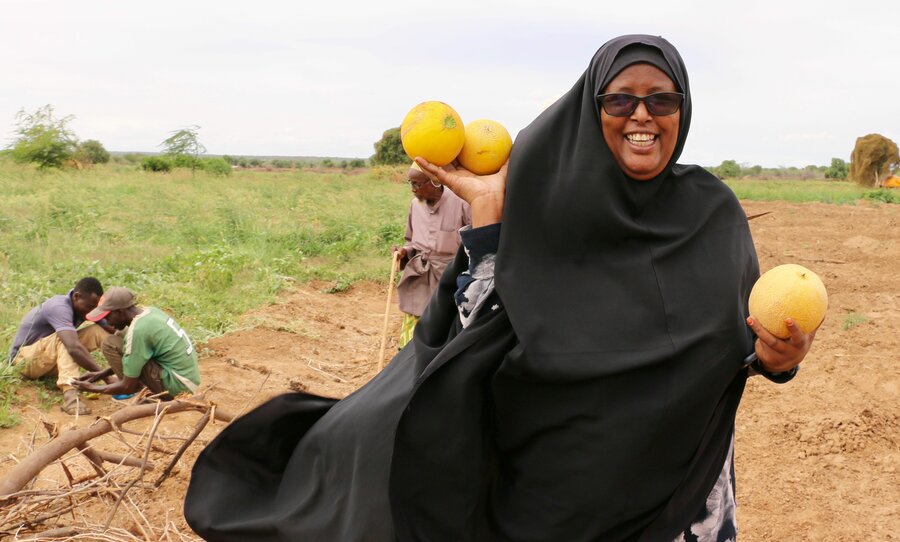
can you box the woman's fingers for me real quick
[746,316,782,352]
[747,315,818,373]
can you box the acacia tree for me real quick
[848,134,899,187]
[161,125,206,175]
[8,105,77,169]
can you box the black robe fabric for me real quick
[185,34,759,542]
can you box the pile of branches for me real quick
[0,392,234,541]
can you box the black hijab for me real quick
[184,34,760,542]
[392,35,760,541]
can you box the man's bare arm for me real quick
[56,329,103,372]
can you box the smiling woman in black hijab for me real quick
[185,35,817,541]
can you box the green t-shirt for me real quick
[123,307,200,396]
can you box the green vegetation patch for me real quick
[724,179,889,204]
[0,162,411,356]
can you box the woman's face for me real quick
[600,63,680,181]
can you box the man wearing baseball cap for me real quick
[9,277,116,415]
[72,287,201,400]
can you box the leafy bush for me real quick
[74,139,111,164]
[825,158,849,180]
[170,154,199,169]
[201,157,233,177]
[715,159,742,179]
[863,188,900,204]
[141,156,172,172]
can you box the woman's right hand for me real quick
[415,157,508,228]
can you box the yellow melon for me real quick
[400,101,465,166]
[457,119,513,175]
[748,264,828,338]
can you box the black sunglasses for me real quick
[596,92,684,117]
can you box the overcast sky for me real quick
[2,0,897,167]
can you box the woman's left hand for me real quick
[415,157,508,228]
[746,316,819,373]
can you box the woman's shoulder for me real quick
[672,164,740,198]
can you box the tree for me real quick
[74,139,110,164]
[715,159,741,179]
[160,125,206,175]
[371,127,408,165]
[848,134,899,187]
[8,105,77,169]
[824,158,849,180]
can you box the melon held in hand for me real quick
[748,263,828,339]
[457,119,513,175]
[400,101,465,166]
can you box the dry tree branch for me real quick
[103,401,168,530]
[0,395,233,499]
[154,410,210,488]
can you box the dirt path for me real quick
[1,200,897,541]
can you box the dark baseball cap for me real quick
[86,287,136,321]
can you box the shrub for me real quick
[141,156,172,172]
[201,157,233,177]
[170,154,198,169]
[863,188,900,204]
[825,158,849,180]
[74,139,111,164]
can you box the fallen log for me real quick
[0,396,233,499]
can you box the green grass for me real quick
[723,179,894,204]
[0,364,22,428]
[841,313,868,331]
[0,161,411,424]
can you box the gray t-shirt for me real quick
[8,290,83,362]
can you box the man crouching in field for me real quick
[72,287,201,401]
[8,277,117,415]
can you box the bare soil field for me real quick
[1,200,897,541]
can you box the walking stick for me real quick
[378,251,401,371]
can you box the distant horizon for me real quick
[102,150,850,170]
[107,150,371,161]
